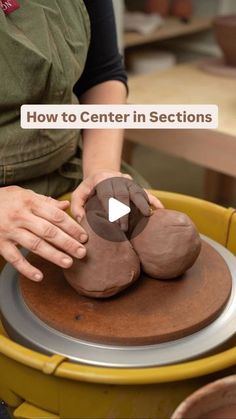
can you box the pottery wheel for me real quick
[1,235,236,368]
[21,240,231,345]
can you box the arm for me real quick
[81,80,126,179]
[73,0,128,178]
[71,79,134,223]
[71,78,163,224]
[71,0,163,224]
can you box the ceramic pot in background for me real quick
[171,0,192,22]
[171,375,236,419]
[214,15,236,67]
[145,0,170,17]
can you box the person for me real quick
[0,0,162,281]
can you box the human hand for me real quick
[71,170,163,231]
[0,186,88,281]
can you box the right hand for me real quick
[71,170,164,231]
[0,186,88,281]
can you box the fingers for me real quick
[71,174,132,224]
[112,179,130,231]
[128,183,150,216]
[1,241,43,282]
[38,195,70,210]
[96,180,114,215]
[23,214,87,259]
[13,229,79,270]
[56,200,70,210]
[70,175,163,238]
[146,192,164,209]
[0,188,88,281]
[32,203,88,245]
[71,183,92,222]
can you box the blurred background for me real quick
[113,0,236,208]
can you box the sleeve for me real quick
[74,0,128,98]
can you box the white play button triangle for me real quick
[108,198,131,223]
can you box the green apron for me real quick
[0,0,90,196]
[0,0,149,197]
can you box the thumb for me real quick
[71,183,92,222]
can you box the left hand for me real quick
[71,170,164,231]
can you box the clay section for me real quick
[131,209,201,279]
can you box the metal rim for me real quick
[0,235,236,368]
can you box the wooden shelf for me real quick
[128,61,236,137]
[124,16,212,48]
[125,62,236,177]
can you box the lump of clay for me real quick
[131,209,201,279]
[64,196,140,298]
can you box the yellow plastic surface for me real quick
[227,211,236,255]
[14,402,59,419]
[0,190,235,419]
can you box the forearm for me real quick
[80,80,127,178]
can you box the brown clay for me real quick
[171,0,192,21]
[214,15,236,67]
[20,241,232,345]
[131,209,201,279]
[145,0,170,17]
[63,200,140,298]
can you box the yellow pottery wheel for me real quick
[0,190,235,419]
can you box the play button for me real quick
[85,177,150,242]
[108,198,131,223]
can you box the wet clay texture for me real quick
[65,202,201,297]
[20,240,232,345]
[64,210,140,298]
[131,209,201,279]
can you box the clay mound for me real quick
[64,197,140,298]
[131,209,201,279]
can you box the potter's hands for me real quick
[71,170,163,231]
[0,186,88,281]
